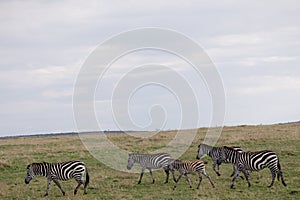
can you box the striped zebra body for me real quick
[196,144,243,176]
[127,153,172,184]
[223,146,287,188]
[169,159,215,190]
[25,160,89,196]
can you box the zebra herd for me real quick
[126,144,287,190]
[24,144,287,196]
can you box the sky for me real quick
[0,0,299,136]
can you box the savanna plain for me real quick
[0,123,299,200]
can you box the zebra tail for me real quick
[85,167,90,187]
[203,161,208,165]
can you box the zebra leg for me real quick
[163,167,169,183]
[231,169,241,189]
[138,168,145,184]
[149,169,155,184]
[196,172,203,189]
[74,179,84,195]
[279,171,287,187]
[184,174,192,188]
[213,161,221,176]
[231,164,244,179]
[201,171,215,188]
[53,179,65,196]
[169,167,177,183]
[173,174,183,190]
[242,170,251,187]
[230,165,235,177]
[268,170,276,188]
[44,178,51,196]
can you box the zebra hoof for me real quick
[283,182,287,187]
[44,194,48,197]
[137,181,141,184]
[230,185,234,189]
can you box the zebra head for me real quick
[127,154,134,170]
[25,164,35,184]
[196,144,211,159]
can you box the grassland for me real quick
[0,123,299,199]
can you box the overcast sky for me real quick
[0,0,299,136]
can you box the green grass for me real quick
[0,123,299,199]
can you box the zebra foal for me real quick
[169,159,215,190]
[222,146,287,188]
[196,144,243,177]
[127,153,173,184]
[25,160,89,196]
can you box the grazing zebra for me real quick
[196,144,243,176]
[169,159,215,190]
[222,146,287,188]
[25,160,89,196]
[127,153,174,184]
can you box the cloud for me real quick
[0,1,300,136]
[235,75,300,95]
[210,33,263,46]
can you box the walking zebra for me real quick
[127,153,173,184]
[25,160,89,196]
[169,159,215,190]
[197,144,243,176]
[222,146,287,188]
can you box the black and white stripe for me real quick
[127,153,172,184]
[25,160,89,196]
[222,146,287,188]
[196,144,243,176]
[169,159,215,190]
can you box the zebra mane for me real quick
[223,146,243,155]
[199,143,207,147]
[29,162,50,167]
[200,143,213,149]
[129,153,147,156]
[223,146,234,150]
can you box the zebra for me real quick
[196,144,243,177]
[169,159,215,190]
[127,153,174,184]
[222,146,287,188]
[25,160,89,196]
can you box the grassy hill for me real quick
[0,123,299,199]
